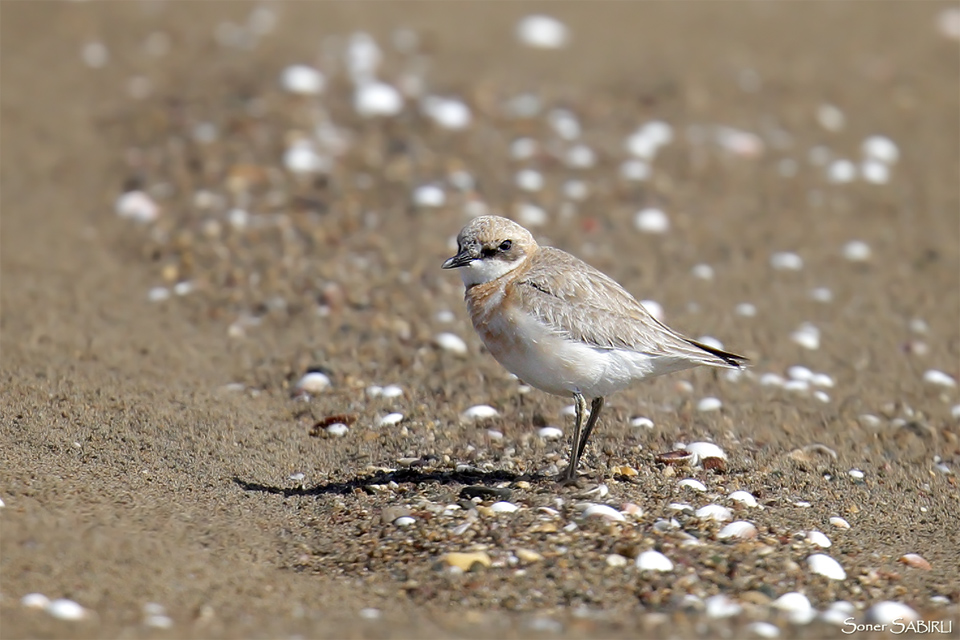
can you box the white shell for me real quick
[46,599,88,621]
[923,369,956,388]
[581,503,626,522]
[394,516,416,527]
[21,593,50,609]
[842,240,872,262]
[704,594,742,619]
[717,521,757,540]
[461,405,499,421]
[280,64,325,95]
[379,413,404,427]
[515,202,547,227]
[116,191,160,223]
[865,601,918,624]
[284,142,329,174]
[691,264,715,280]
[685,441,727,461]
[634,208,670,234]
[791,323,821,350]
[491,501,519,513]
[355,82,403,118]
[773,592,815,624]
[808,553,846,580]
[515,15,569,49]
[806,530,832,548]
[515,169,544,192]
[620,159,651,181]
[695,504,733,522]
[635,550,673,572]
[422,96,471,130]
[605,554,628,568]
[538,426,563,441]
[296,372,331,394]
[861,159,890,184]
[827,159,856,183]
[326,423,349,437]
[433,332,468,355]
[829,516,851,529]
[862,135,899,164]
[746,621,781,638]
[728,491,759,508]
[697,397,722,412]
[380,385,404,398]
[630,416,654,429]
[735,302,757,317]
[678,478,707,492]
[770,252,803,270]
[413,184,446,208]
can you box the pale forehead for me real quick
[459,216,531,243]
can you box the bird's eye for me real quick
[499,240,513,251]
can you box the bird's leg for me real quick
[576,397,605,463]
[562,393,588,483]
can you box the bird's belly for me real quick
[476,308,663,398]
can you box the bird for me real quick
[442,215,747,484]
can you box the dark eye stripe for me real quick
[481,247,497,257]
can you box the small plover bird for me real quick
[442,216,747,483]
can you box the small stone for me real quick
[21,593,50,609]
[636,550,673,572]
[461,405,499,421]
[394,516,416,527]
[116,190,160,223]
[515,169,544,192]
[806,530,832,548]
[735,302,757,317]
[326,423,349,437]
[422,96,471,130]
[717,521,758,540]
[538,426,563,440]
[816,104,845,132]
[634,208,669,234]
[613,466,638,477]
[280,64,325,95]
[848,468,865,480]
[606,553,628,568]
[770,252,803,271]
[515,202,547,227]
[865,601,918,625]
[772,592,815,624]
[705,594,742,619]
[359,608,382,620]
[728,491,759,508]
[355,81,403,118]
[443,551,491,571]
[697,397,722,412]
[413,184,445,208]
[862,135,899,165]
[808,553,846,580]
[827,159,856,183]
[433,332,468,355]
[46,599,88,621]
[490,501,519,514]
[923,369,956,388]
[898,553,932,570]
[296,371,331,394]
[515,549,544,563]
[630,416,654,429]
[516,15,569,49]
[147,287,170,302]
[581,504,626,522]
[747,621,781,638]
[829,516,851,529]
[379,413,404,426]
[380,384,404,398]
[791,323,820,350]
[679,478,707,492]
[696,504,733,522]
[842,240,872,262]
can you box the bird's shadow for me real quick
[234,467,544,498]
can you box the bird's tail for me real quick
[685,338,749,369]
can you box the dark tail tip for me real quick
[687,339,749,369]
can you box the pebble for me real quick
[952,404,960,420]
[806,530,832,548]
[816,103,845,131]
[691,264,715,280]
[280,64,325,95]
[626,121,673,158]
[728,491,759,507]
[809,287,833,302]
[359,607,382,620]
[747,621,781,638]
[705,594,743,619]
[807,553,846,580]
[865,601,918,625]
[605,553,628,568]
[413,184,446,208]
[679,478,707,492]
[938,7,960,40]
[380,385,404,398]
[443,551,491,571]
[899,553,932,570]
[791,323,821,350]
[81,41,109,68]
[461,405,499,421]
[787,365,814,382]
[862,135,899,165]
[735,302,757,317]
[861,159,890,184]
[379,413,404,427]
[422,96,471,130]
[21,593,50,609]
[516,15,569,49]
[820,601,856,626]
[923,369,956,388]
[697,397,722,412]
[620,159,651,181]
[635,550,673,572]
[848,469,864,480]
[46,598,89,621]
[684,441,727,461]
[770,252,803,271]
[283,142,327,174]
[581,503,626,522]
[717,521,758,540]
[842,240,871,262]
[296,371,331,394]
[634,208,669,234]
[394,516,416,527]
[326,423,349,437]
[564,146,595,170]
[147,287,170,302]
[515,169,544,192]
[772,592,815,624]
[630,416,654,429]
[830,516,851,529]
[827,159,856,183]
[354,81,404,118]
[538,426,563,440]
[548,109,580,140]
[695,504,733,522]
[433,332,468,355]
[516,203,547,227]
[490,501,519,514]
[116,191,160,223]
[515,549,544,563]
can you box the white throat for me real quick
[459,257,524,287]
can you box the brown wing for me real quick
[514,247,746,368]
